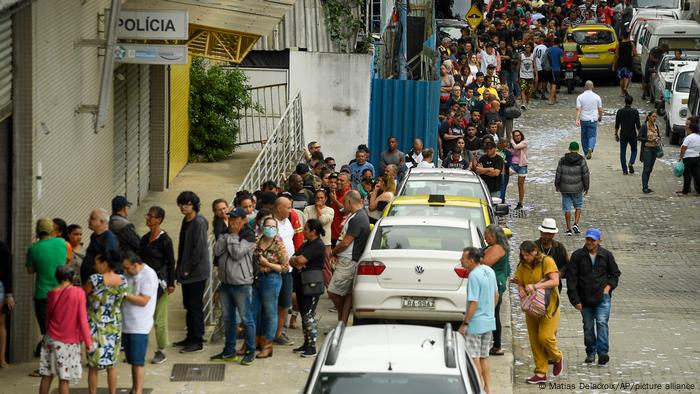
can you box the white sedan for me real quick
[352,216,485,324]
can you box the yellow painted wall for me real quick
[169,61,190,182]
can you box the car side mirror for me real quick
[495,203,509,216]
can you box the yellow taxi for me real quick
[382,194,512,237]
[567,23,618,72]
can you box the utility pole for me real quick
[398,0,408,80]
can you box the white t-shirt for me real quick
[682,133,700,158]
[337,212,357,260]
[417,161,435,168]
[277,217,295,272]
[534,44,548,71]
[122,264,158,334]
[576,90,603,122]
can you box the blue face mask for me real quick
[263,226,278,238]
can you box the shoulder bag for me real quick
[519,258,554,318]
[300,269,325,297]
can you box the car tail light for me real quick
[357,261,386,276]
[608,48,616,53]
[566,63,573,69]
[454,266,470,278]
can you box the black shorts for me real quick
[540,70,552,82]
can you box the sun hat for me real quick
[538,218,559,234]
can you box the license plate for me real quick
[584,53,600,58]
[402,297,435,309]
[565,71,574,79]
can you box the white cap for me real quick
[538,218,559,234]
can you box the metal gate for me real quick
[0,15,12,120]
[113,64,150,205]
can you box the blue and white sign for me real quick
[114,44,188,65]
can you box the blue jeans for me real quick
[580,120,598,153]
[581,293,611,356]
[220,283,256,355]
[641,147,657,191]
[499,170,510,201]
[251,273,282,340]
[619,136,637,173]
[506,69,520,96]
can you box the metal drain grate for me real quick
[508,209,528,219]
[53,389,152,394]
[170,363,225,382]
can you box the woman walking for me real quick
[678,116,700,195]
[252,217,288,358]
[517,43,538,110]
[510,130,529,210]
[512,241,563,384]
[84,251,128,394]
[39,265,93,394]
[139,206,176,364]
[638,111,661,194]
[290,219,327,358]
[303,190,334,286]
[481,225,510,357]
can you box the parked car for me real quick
[567,23,619,74]
[303,323,484,394]
[629,11,678,75]
[632,0,698,21]
[651,53,700,110]
[664,63,697,144]
[638,20,700,80]
[352,216,484,324]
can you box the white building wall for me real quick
[288,51,372,165]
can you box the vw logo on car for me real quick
[414,265,424,274]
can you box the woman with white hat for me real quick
[534,218,569,293]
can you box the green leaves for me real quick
[322,0,369,53]
[188,57,253,162]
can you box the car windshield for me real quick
[372,225,473,251]
[314,373,467,394]
[676,71,693,93]
[633,0,679,8]
[386,205,486,232]
[659,37,700,51]
[572,30,614,45]
[401,179,485,199]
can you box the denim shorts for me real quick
[278,273,293,309]
[510,163,528,175]
[561,192,584,212]
[123,333,149,366]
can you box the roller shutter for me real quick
[0,15,12,120]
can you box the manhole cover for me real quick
[53,389,152,394]
[170,363,225,382]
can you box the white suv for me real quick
[352,216,484,324]
[303,323,484,394]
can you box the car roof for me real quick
[377,215,476,229]
[676,63,699,74]
[405,168,482,182]
[645,20,700,32]
[568,23,615,32]
[322,325,460,375]
[390,195,487,207]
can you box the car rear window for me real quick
[573,30,614,45]
[386,205,486,232]
[314,373,467,394]
[658,37,700,51]
[372,225,473,251]
[401,179,485,199]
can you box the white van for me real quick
[633,0,698,21]
[664,63,697,144]
[638,20,700,78]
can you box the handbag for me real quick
[300,269,325,297]
[674,160,685,177]
[656,145,664,158]
[518,258,553,318]
[504,106,522,119]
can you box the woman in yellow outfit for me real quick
[512,240,564,384]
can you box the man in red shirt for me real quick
[597,0,614,25]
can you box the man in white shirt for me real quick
[122,252,159,394]
[533,36,549,100]
[575,81,604,160]
[417,148,436,168]
[406,138,424,169]
[273,196,297,346]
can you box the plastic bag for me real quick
[674,160,685,177]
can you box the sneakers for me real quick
[515,202,523,210]
[643,188,654,194]
[565,229,573,236]
[273,333,294,346]
[572,224,580,234]
[598,353,610,366]
[584,354,596,364]
[521,104,527,110]
[628,164,635,174]
[240,353,255,366]
[292,344,308,354]
[553,356,564,377]
[301,347,317,358]
[180,344,203,353]
[151,350,167,364]
[209,351,239,362]
[586,149,592,160]
[525,374,547,384]
[172,339,190,347]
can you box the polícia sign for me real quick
[109,9,189,40]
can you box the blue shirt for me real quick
[548,47,564,72]
[466,264,498,335]
[349,162,375,188]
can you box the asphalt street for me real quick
[505,81,700,393]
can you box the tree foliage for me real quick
[189,57,253,162]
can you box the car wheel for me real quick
[670,130,681,145]
[352,315,377,326]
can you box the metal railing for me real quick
[204,92,305,337]
[236,83,288,147]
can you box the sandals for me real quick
[489,347,505,356]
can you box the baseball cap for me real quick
[228,207,247,218]
[585,228,602,241]
[568,141,580,151]
[111,195,132,212]
[36,218,54,236]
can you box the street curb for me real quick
[493,289,514,394]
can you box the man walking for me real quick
[534,218,569,293]
[109,196,141,255]
[329,191,370,324]
[122,252,158,394]
[174,191,210,353]
[555,142,590,236]
[566,228,621,366]
[210,208,257,365]
[575,81,603,159]
[458,247,498,394]
[614,95,641,175]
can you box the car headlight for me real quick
[680,108,688,118]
